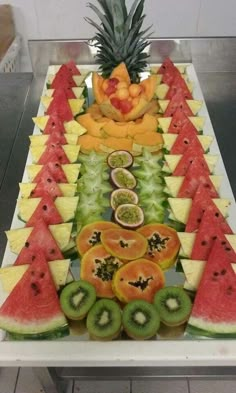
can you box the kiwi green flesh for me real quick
[60,280,96,320]
[86,299,122,340]
[154,287,192,327]
[123,300,160,340]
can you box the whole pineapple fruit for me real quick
[86,0,152,82]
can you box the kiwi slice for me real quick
[154,286,192,326]
[122,300,160,340]
[86,299,122,340]
[60,280,96,320]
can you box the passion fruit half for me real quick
[110,188,139,210]
[111,168,136,189]
[107,150,133,169]
[114,204,144,229]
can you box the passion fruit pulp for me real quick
[111,168,136,189]
[107,150,133,169]
[114,204,144,229]
[110,188,139,210]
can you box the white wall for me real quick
[1,0,236,71]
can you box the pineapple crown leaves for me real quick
[85,0,153,80]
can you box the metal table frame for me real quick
[1,37,236,392]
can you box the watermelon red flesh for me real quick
[46,130,67,146]
[170,126,204,154]
[46,90,73,122]
[38,146,70,165]
[65,60,81,75]
[26,195,63,227]
[177,157,219,198]
[187,240,236,336]
[44,115,65,135]
[34,164,67,185]
[186,184,233,233]
[173,147,209,176]
[166,72,193,100]
[51,64,76,89]
[14,219,64,266]
[0,254,67,335]
[168,109,197,134]
[32,168,63,199]
[157,58,179,85]
[191,209,236,261]
[53,87,76,99]
[164,92,193,117]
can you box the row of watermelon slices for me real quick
[156,58,236,337]
[0,61,89,338]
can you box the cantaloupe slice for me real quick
[100,137,133,153]
[78,134,104,153]
[77,113,106,137]
[110,62,130,85]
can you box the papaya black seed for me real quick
[120,240,128,248]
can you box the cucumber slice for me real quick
[164,175,222,197]
[0,259,71,292]
[54,197,79,222]
[68,98,85,117]
[64,120,87,136]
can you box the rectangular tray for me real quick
[1,62,236,345]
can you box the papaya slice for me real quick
[112,259,165,303]
[80,244,123,298]
[77,113,106,137]
[76,221,120,256]
[101,228,147,261]
[137,224,180,270]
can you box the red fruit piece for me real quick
[110,97,121,109]
[26,195,63,227]
[120,100,133,114]
[164,91,193,117]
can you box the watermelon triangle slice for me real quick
[53,87,76,99]
[14,219,64,265]
[191,209,236,261]
[51,64,76,89]
[46,90,73,122]
[186,184,233,233]
[44,114,65,135]
[166,72,193,100]
[170,124,203,154]
[157,58,179,85]
[32,167,63,199]
[187,239,236,337]
[65,60,81,75]
[38,145,70,165]
[177,157,218,198]
[26,195,63,227]
[45,130,67,146]
[164,92,194,117]
[173,147,209,176]
[0,254,68,337]
[168,108,198,134]
[34,164,67,185]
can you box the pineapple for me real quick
[86,0,152,82]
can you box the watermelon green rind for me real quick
[186,320,236,338]
[8,324,69,340]
[0,315,68,336]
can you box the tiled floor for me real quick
[1,367,236,393]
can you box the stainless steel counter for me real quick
[1,39,236,392]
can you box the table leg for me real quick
[33,367,72,393]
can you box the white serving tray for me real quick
[1,63,236,366]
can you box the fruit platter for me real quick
[1,1,236,346]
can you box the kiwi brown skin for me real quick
[154,286,192,327]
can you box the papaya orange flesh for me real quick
[101,228,147,261]
[112,259,165,303]
[137,224,180,270]
[76,221,120,256]
[80,244,123,298]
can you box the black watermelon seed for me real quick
[25,242,30,248]
[221,269,227,275]
[201,241,207,246]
